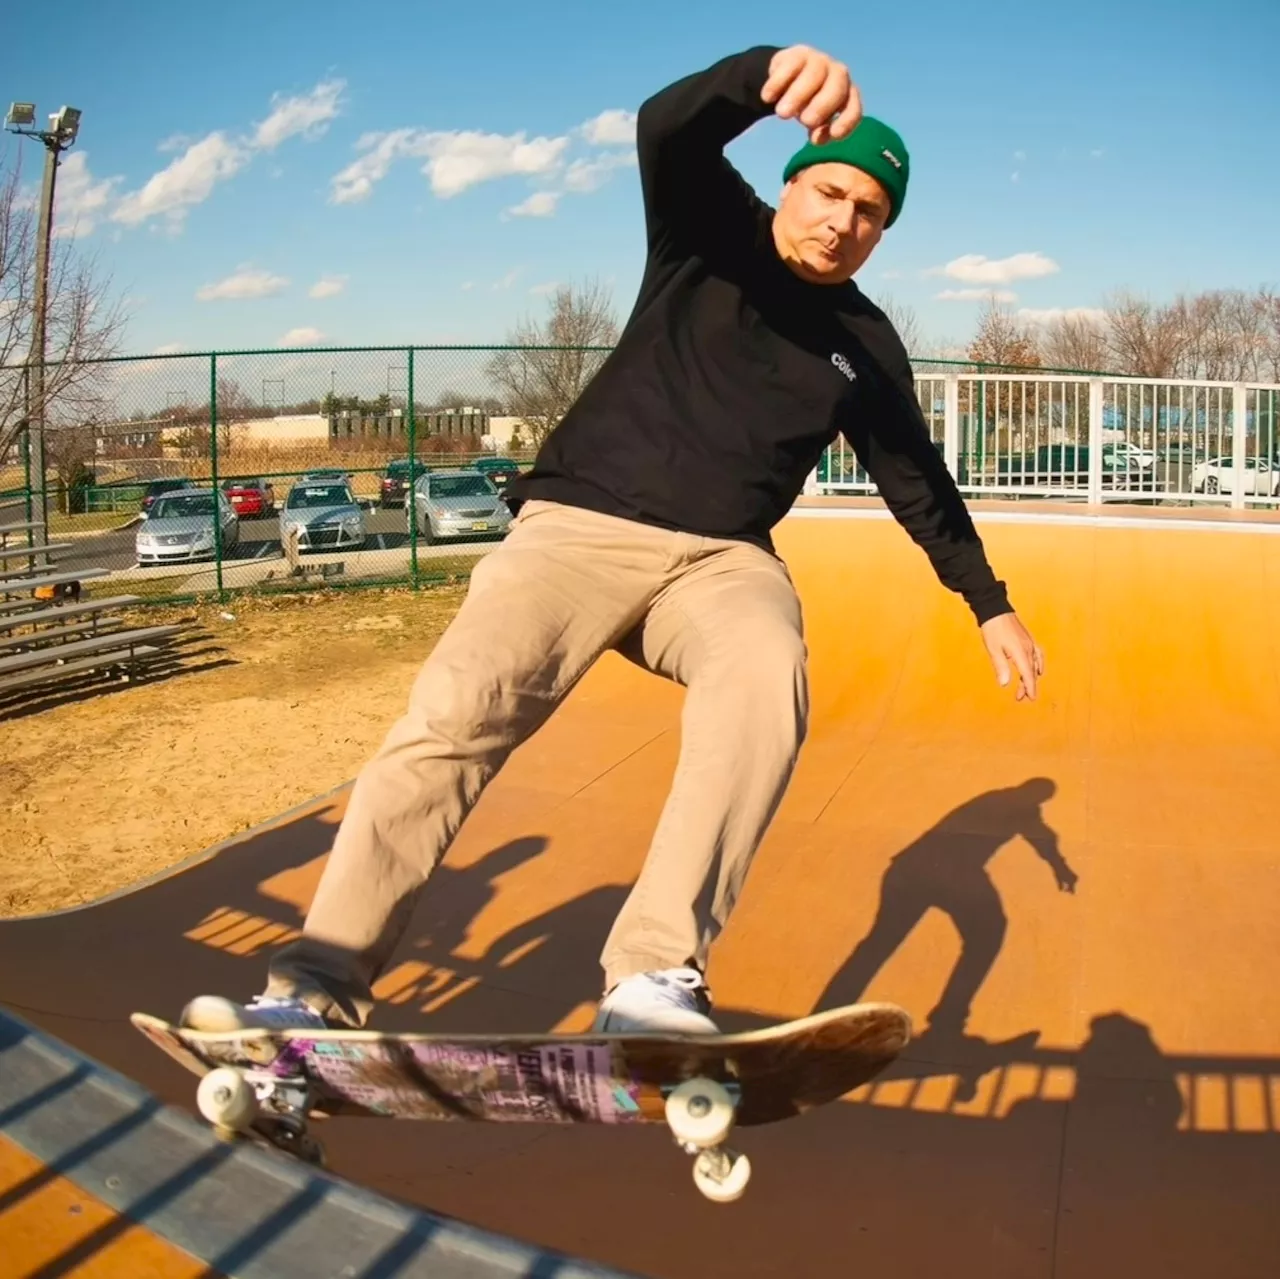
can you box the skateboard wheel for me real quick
[693,1149,751,1203]
[665,1077,735,1148]
[197,1067,257,1132]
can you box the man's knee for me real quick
[711,619,809,740]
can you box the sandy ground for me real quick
[0,586,469,917]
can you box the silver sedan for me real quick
[136,489,240,565]
[280,480,367,552]
[406,469,512,542]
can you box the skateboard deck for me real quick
[132,1001,911,1202]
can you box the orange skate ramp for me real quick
[2,511,1279,1279]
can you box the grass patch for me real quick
[48,510,137,536]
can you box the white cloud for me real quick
[564,150,637,193]
[1090,148,1105,158]
[1010,172,1021,185]
[253,79,345,151]
[113,132,249,229]
[52,153,120,239]
[309,274,347,299]
[330,128,569,204]
[109,78,343,233]
[151,342,187,354]
[1013,149,1027,162]
[937,288,1019,303]
[428,131,570,198]
[280,327,325,345]
[579,109,637,146]
[1017,307,1108,327]
[196,267,289,301]
[330,108,640,212]
[492,268,522,291]
[529,281,559,296]
[927,252,1060,285]
[460,281,476,291]
[504,191,560,219]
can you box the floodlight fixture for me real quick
[51,106,81,142]
[5,102,36,129]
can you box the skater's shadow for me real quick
[349,839,632,1035]
[812,778,1076,1052]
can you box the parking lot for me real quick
[57,483,509,594]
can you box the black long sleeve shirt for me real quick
[504,45,1012,625]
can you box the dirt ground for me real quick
[0,585,471,917]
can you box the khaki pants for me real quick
[267,500,809,1025]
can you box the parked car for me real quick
[221,476,276,517]
[407,469,512,542]
[296,468,354,491]
[1192,455,1279,496]
[470,456,521,491]
[139,477,194,514]
[135,489,239,565]
[379,458,426,508]
[280,480,367,552]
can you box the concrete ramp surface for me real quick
[1,513,1279,1277]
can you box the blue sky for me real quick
[5,0,1278,361]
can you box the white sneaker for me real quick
[180,993,330,1034]
[592,967,719,1035]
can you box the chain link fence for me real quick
[4,345,1278,609]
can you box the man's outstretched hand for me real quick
[981,613,1044,702]
[761,45,862,144]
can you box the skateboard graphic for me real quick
[132,1001,911,1202]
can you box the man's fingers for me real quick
[761,48,808,104]
[1011,643,1037,701]
[799,66,850,129]
[775,60,830,121]
[991,647,1011,689]
[818,80,862,140]
[763,48,862,143]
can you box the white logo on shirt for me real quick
[831,353,857,382]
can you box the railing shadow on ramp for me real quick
[0,1007,644,1279]
[2,783,1279,1277]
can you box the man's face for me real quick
[772,163,892,285]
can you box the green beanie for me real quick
[781,116,910,227]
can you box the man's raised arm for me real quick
[635,47,781,252]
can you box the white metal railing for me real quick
[813,374,1280,510]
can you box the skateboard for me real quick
[131,1001,911,1203]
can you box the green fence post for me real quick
[407,346,418,589]
[210,353,224,599]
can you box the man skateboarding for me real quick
[183,43,1043,1041]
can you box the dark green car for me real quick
[470,457,520,491]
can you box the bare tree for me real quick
[962,298,1044,455]
[872,293,923,357]
[967,297,1043,369]
[1040,313,1109,373]
[42,420,96,510]
[484,278,619,446]
[0,147,127,463]
[1101,291,1188,377]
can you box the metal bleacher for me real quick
[0,500,186,700]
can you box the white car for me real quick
[1107,441,1157,470]
[136,489,239,565]
[1192,456,1279,496]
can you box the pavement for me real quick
[1,511,1279,1278]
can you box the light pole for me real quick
[5,101,82,548]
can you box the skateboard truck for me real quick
[663,1077,750,1203]
[197,1066,326,1166]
